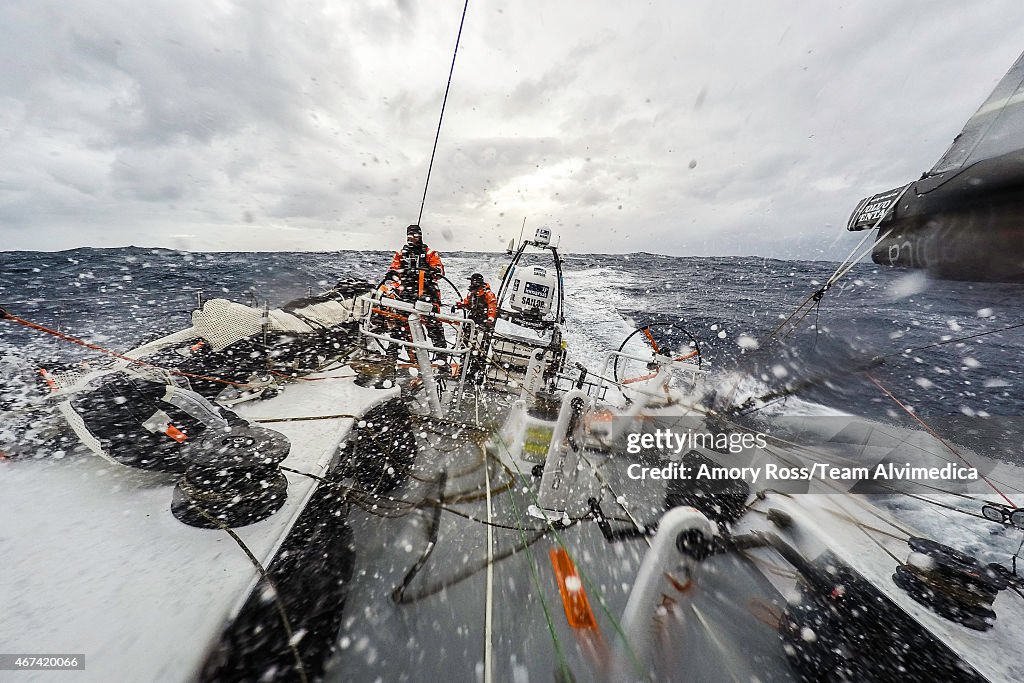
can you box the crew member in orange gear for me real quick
[387,224,447,348]
[389,224,444,280]
[456,273,497,328]
[456,273,498,381]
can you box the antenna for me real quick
[518,217,526,249]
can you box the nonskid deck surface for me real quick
[326,419,795,682]
[0,367,391,683]
[323,389,1024,683]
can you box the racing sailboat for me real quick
[5,5,1024,679]
[4,228,1024,682]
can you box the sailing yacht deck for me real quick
[0,368,394,682]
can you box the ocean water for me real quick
[5,247,1022,418]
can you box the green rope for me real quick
[499,448,576,681]
[490,432,648,680]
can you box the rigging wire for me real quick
[865,372,1017,507]
[873,484,994,523]
[885,319,1024,357]
[764,181,910,346]
[902,477,1014,505]
[810,298,823,351]
[417,0,471,225]
[730,317,1024,419]
[0,307,261,389]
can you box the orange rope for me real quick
[372,306,409,321]
[268,369,353,382]
[621,370,658,385]
[865,372,1015,507]
[373,300,466,328]
[0,308,259,389]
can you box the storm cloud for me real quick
[2,0,1022,258]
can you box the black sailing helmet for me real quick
[469,273,485,288]
[406,224,422,239]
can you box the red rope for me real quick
[865,372,1015,507]
[0,308,258,389]
[268,369,355,382]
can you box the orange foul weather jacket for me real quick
[389,246,444,278]
[458,284,498,326]
[387,244,445,303]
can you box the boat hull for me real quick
[872,217,1024,281]
[862,152,1024,281]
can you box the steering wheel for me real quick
[613,322,703,384]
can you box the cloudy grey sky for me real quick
[2,1,1023,258]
